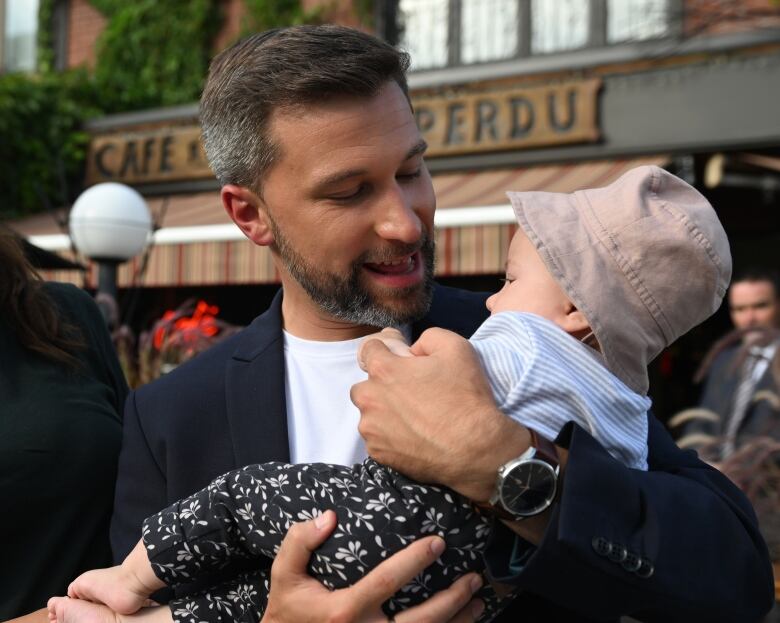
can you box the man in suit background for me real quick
[680,267,780,458]
[110,25,773,622]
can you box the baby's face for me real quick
[486,229,573,326]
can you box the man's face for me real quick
[259,82,436,328]
[728,280,780,331]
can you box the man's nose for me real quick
[375,186,422,244]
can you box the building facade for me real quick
[8,0,780,416]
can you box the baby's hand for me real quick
[358,327,413,371]
[66,565,151,615]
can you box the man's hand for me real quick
[261,510,485,623]
[351,328,530,502]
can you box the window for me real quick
[531,0,590,54]
[461,0,519,65]
[398,0,449,70]
[2,0,40,72]
[394,0,673,70]
[607,0,668,43]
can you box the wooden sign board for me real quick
[416,78,602,157]
[85,125,212,186]
[84,78,601,185]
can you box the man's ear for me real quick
[560,304,591,338]
[221,184,274,247]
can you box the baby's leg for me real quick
[67,542,163,614]
[47,599,171,623]
[143,460,508,620]
[167,569,270,623]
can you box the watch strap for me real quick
[528,428,559,469]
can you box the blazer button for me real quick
[636,558,655,578]
[608,545,628,563]
[592,536,612,557]
[622,551,642,572]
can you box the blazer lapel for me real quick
[225,290,291,467]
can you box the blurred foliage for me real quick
[241,0,327,34]
[88,0,222,112]
[0,0,359,219]
[0,70,101,219]
[353,0,375,28]
[36,0,56,73]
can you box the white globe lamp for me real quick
[69,183,153,320]
[70,182,152,261]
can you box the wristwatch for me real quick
[478,428,560,520]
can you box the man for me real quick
[682,268,780,457]
[111,26,773,622]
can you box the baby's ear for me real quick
[561,306,591,336]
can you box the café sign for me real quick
[85,125,211,186]
[85,78,601,185]
[416,78,601,157]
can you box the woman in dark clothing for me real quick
[0,229,128,619]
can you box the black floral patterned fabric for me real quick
[143,459,514,623]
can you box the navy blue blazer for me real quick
[111,284,774,622]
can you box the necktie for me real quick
[722,346,773,458]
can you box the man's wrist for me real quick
[453,415,532,503]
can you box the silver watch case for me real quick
[489,446,559,518]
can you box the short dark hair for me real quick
[732,266,780,298]
[200,25,411,192]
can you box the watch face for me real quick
[499,459,557,516]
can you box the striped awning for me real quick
[17,155,668,288]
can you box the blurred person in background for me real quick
[679,268,780,458]
[0,228,127,620]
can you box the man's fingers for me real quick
[394,574,484,623]
[357,338,396,376]
[270,510,337,582]
[347,536,446,609]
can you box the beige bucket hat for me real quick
[507,165,731,395]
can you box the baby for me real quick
[49,166,731,623]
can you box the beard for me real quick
[267,216,435,328]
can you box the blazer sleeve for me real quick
[110,389,170,563]
[484,416,775,623]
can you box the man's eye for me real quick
[330,185,367,201]
[397,169,422,181]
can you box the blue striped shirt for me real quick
[471,312,650,470]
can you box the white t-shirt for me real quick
[283,331,369,466]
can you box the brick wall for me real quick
[66,0,106,69]
[684,0,780,37]
[212,0,245,54]
[64,0,366,68]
